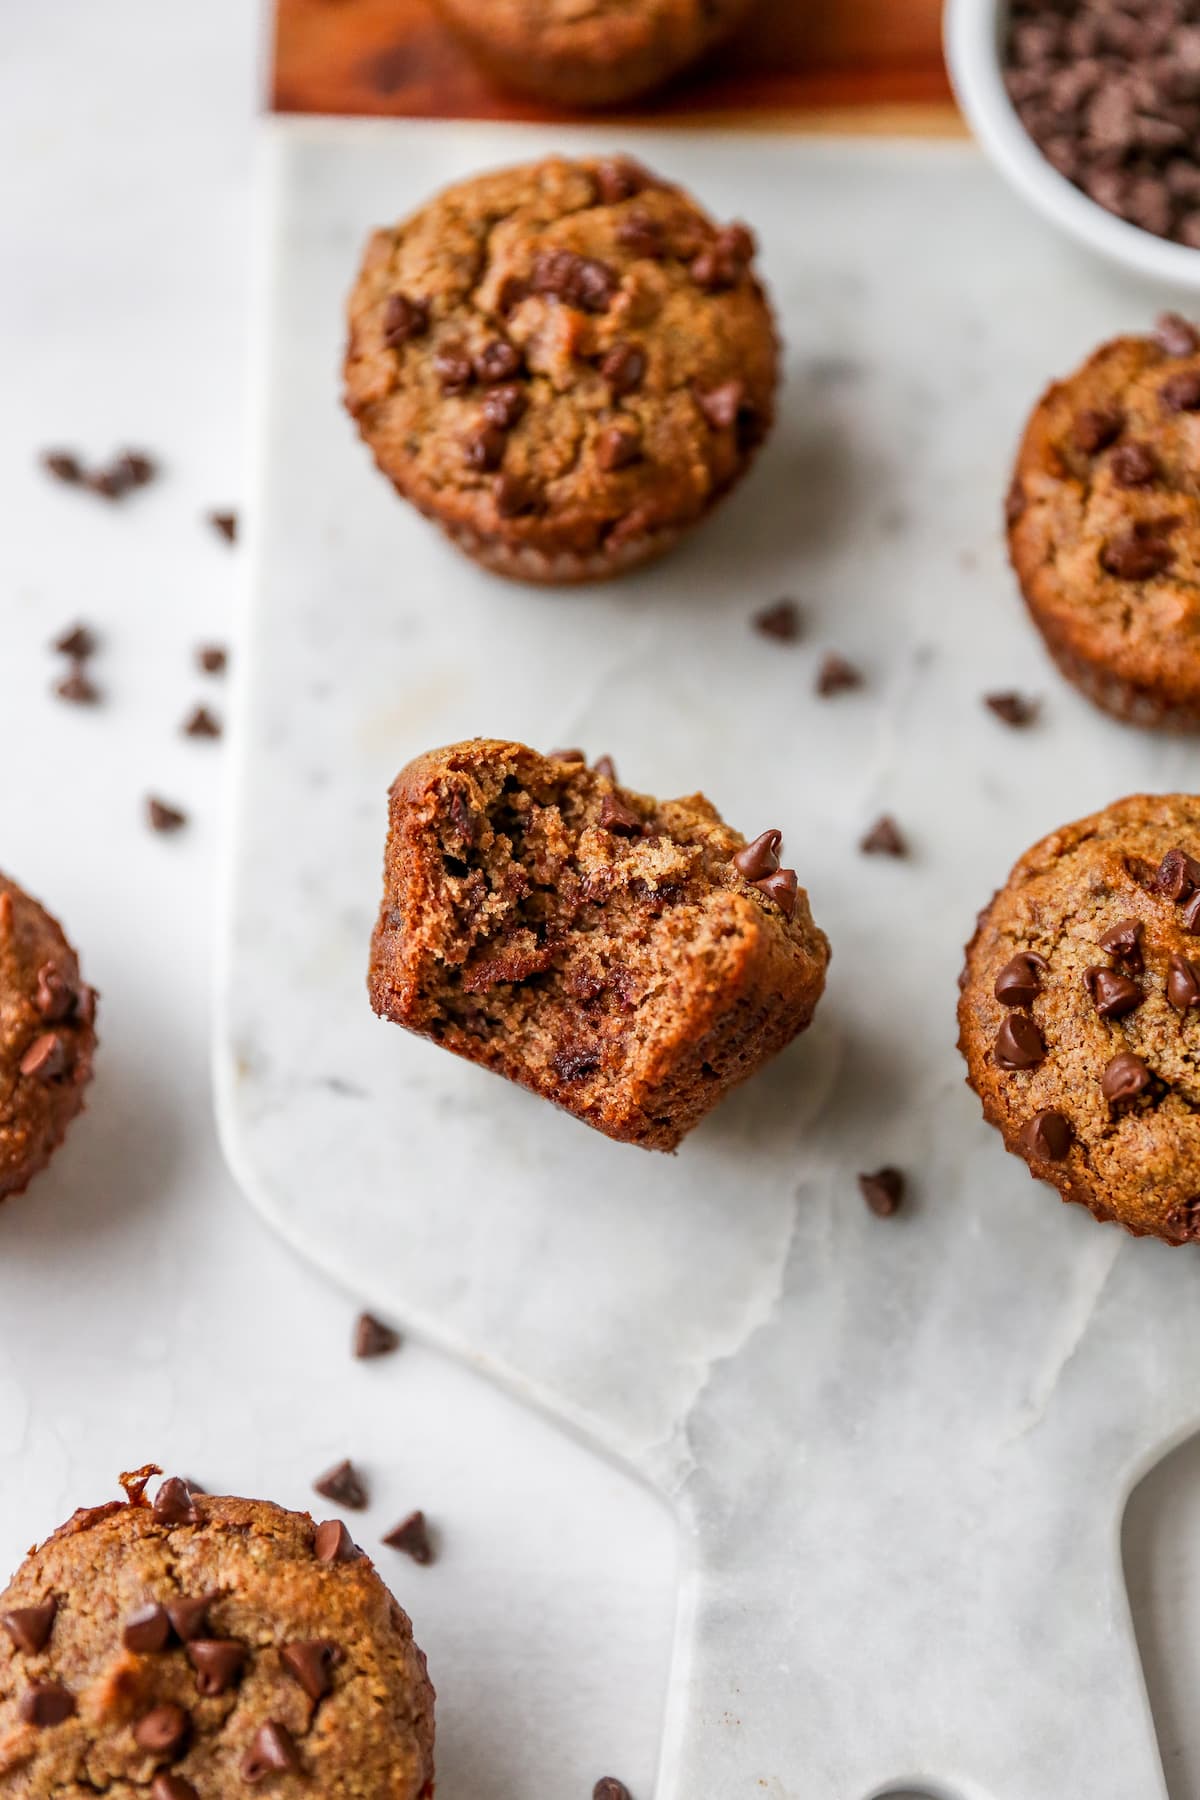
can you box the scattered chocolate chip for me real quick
[474,339,523,384]
[1019,1108,1073,1160]
[733,830,782,881]
[1,1603,57,1655]
[187,1639,247,1696]
[434,346,474,394]
[1111,441,1160,487]
[134,1703,190,1756]
[42,450,83,484]
[208,510,238,543]
[313,1459,368,1511]
[182,705,221,739]
[994,951,1048,1006]
[984,691,1038,726]
[1084,965,1144,1018]
[152,1778,200,1800]
[860,815,906,857]
[147,798,187,834]
[593,1781,633,1800]
[197,644,228,675]
[1158,846,1200,900]
[382,1510,433,1564]
[1073,407,1123,454]
[598,792,642,834]
[164,1596,212,1643]
[816,653,862,696]
[616,211,665,258]
[152,1477,199,1527]
[1101,1050,1152,1103]
[754,867,798,919]
[753,599,801,642]
[601,342,647,396]
[1099,918,1144,969]
[596,424,642,471]
[55,668,100,705]
[1100,521,1175,579]
[695,379,745,430]
[117,451,157,488]
[53,623,96,659]
[1168,950,1200,1011]
[123,1604,172,1654]
[494,472,540,517]
[1161,368,1200,411]
[314,1519,360,1563]
[382,293,429,347]
[858,1167,904,1217]
[19,1681,75,1726]
[19,1033,68,1081]
[85,465,129,500]
[241,1721,302,1783]
[33,963,74,1021]
[354,1312,400,1358]
[1156,312,1200,356]
[281,1639,341,1701]
[993,1013,1046,1070]
[481,384,527,430]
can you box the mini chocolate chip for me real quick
[1161,368,1200,411]
[734,830,782,881]
[1168,951,1200,1011]
[596,425,642,471]
[1101,1050,1151,1103]
[187,1639,247,1696]
[1099,918,1143,969]
[153,1477,199,1527]
[183,705,221,739]
[314,1459,368,1511]
[314,1519,360,1563]
[994,951,1048,1007]
[753,599,801,642]
[696,379,745,430]
[117,451,156,487]
[197,644,228,675]
[594,1783,633,1800]
[382,293,429,347]
[474,339,523,384]
[241,1721,302,1783]
[33,964,74,1022]
[1084,966,1144,1018]
[494,472,539,518]
[382,1510,433,1564]
[1155,312,1200,356]
[1111,442,1160,487]
[353,1312,400,1358]
[984,690,1038,726]
[164,1596,213,1643]
[19,1033,68,1081]
[858,1167,904,1217]
[481,384,527,430]
[464,423,507,472]
[19,1682,75,1726]
[134,1703,190,1756]
[86,464,131,500]
[42,451,83,484]
[147,798,187,834]
[860,815,906,857]
[208,510,238,543]
[123,1603,172,1654]
[993,1014,1046,1070]
[1100,523,1175,579]
[816,653,862,696]
[1019,1109,1073,1161]
[153,1778,200,1800]
[53,623,96,659]
[598,792,642,834]
[616,212,665,258]
[55,668,100,705]
[281,1639,341,1701]
[601,343,646,395]
[754,867,798,918]
[1073,407,1123,454]
[1,1603,56,1655]
[1184,891,1200,933]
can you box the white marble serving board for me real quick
[217,120,1200,1798]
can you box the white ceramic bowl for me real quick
[944,0,1200,289]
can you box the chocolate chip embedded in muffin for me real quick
[957,792,1200,1243]
[344,156,779,585]
[0,875,96,1203]
[429,0,757,107]
[368,739,829,1151]
[0,1471,435,1797]
[1007,320,1200,728]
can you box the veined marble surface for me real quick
[220,119,1200,1798]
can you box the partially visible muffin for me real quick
[431,0,757,107]
[1007,313,1200,729]
[344,155,778,584]
[0,1468,435,1797]
[368,740,829,1150]
[958,793,1200,1244]
[0,873,96,1202]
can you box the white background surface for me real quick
[0,8,677,1798]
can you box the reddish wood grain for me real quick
[272,0,955,124]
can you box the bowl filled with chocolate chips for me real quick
[946,0,1200,286]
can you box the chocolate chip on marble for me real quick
[19,1033,68,1081]
[695,379,745,430]
[382,1510,434,1564]
[984,691,1038,726]
[598,792,642,835]
[153,1477,199,1527]
[994,951,1048,1007]
[734,830,782,881]
[1168,950,1200,1011]
[464,423,507,472]
[152,1778,200,1800]
[1101,1050,1152,1103]
[1100,522,1175,579]
[147,797,187,834]
[1,1603,57,1655]
[281,1639,341,1701]
[382,293,429,347]
[1156,312,1200,356]
[134,1703,190,1756]
[19,1682,75,1726]
[1018,1108,1073,1161]
[314,1459,368,1511]
[53,623,96,659]
[1111,442,1160,487]
[183,705,221,739]
[353,1312,400,1358]
[187,1639,247,1696]
[1157,846,1200,900]
[593,1781,633,1800]
[601,342,647,396]
[754,867,798,919]
[481,384,527,430]
[123,1603,172,1654]
[596,424,642,471]
[1100,917,1144,970]
[197,644,228,675]
[314,1519,361,1563]
[1160,368,1200,411]
[474,338,523,384]
[241,1721,303,1783]
[1073,407,1123,454]
[55,668,100,705]
[1084,965,1144,1018]
[816,652,862,696]
[860,815,906,857]
[993,1014,1046,1070]
[858,1167,904,1217]
[42,451,83,485]
[164,1596,213,1643]
[753,599,801,642]
[208,511,238,544]
[117,451,157,488]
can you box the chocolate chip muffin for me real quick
[958,793,1200,1244]
[0,874,96,1203]
[1008,313,1200,728]
[368,740,829,1150]
[0,1469,435,1798]
[430,0,756,107]
[344,155,778,584]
